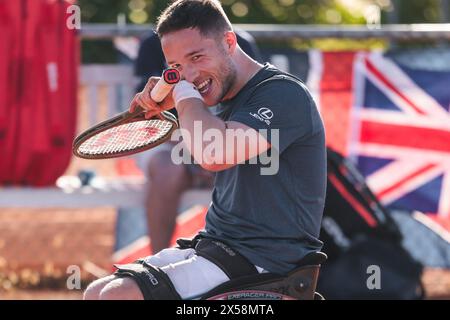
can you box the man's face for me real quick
[161,28,237,106]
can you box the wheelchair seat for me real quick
[296,251,328,267]
[202,251,328,300]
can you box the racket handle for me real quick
[150,68,181,103]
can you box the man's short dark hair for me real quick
[156,0,232,39]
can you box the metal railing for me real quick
[80,23,450,40]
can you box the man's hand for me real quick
[129,76,175,119]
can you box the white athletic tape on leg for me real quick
[173,80,204,106]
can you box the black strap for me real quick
[176,234,202,249]
[114,261,181,300]
[194,238,259,280]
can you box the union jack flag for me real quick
[347,52,450,217]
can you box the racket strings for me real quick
[78,120,173,155]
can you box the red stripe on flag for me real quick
[320,52,356,156]
[365,58,426,115]
[377,163,437,199]
[328,173,378,227]
[360,121,450,153]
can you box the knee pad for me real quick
[113,260,181,300]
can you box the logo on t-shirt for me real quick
[250,107,273,125]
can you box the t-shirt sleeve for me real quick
[228,79,316,154]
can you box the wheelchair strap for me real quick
[177,237,259,280]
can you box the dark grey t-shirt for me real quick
[200,64,326,274]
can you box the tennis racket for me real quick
[73,68,181,160]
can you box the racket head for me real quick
[73,110,178,159]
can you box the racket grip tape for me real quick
[150,68,181,103]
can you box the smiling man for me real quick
[84,0,326,300]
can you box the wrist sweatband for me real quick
[173,80,204,106]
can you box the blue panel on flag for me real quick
[389,175,443,213]
[363,79,402,111]
[357,155,394,177]
[400,67,450,111]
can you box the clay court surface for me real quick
[0,207,114,300]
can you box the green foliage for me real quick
[82,40,118,64]
[77,0,445,25]
[397,0,444,23]
[78,0,129,23]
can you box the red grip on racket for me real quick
[150,68,181,103]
